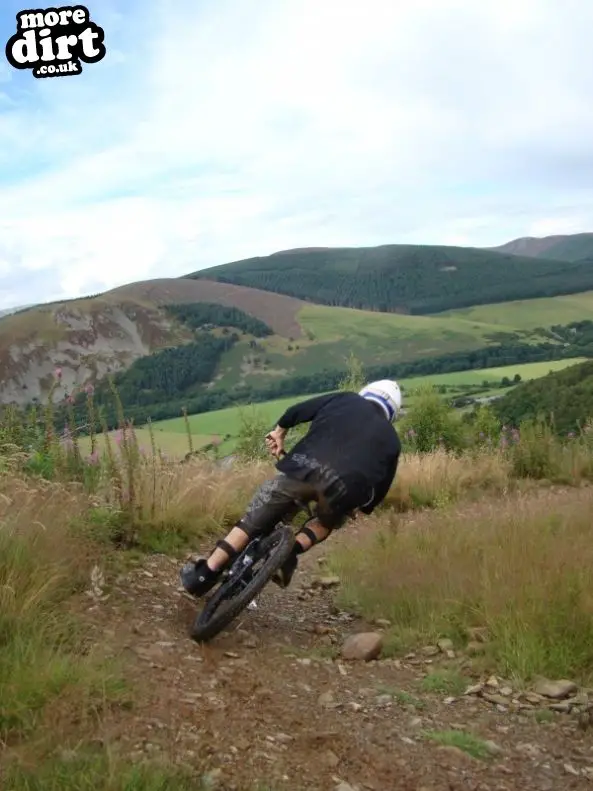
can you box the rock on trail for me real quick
[341,632,383,661]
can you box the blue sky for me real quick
[2,0,593,310]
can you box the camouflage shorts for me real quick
[238,473,349,536]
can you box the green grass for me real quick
[442,291,593,329]
[424,730,493,760]
[376,686,426,709]
[2,754,199,791]
[419,671,469,697]
[533,709,555,724]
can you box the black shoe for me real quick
[180,559,221,598]
[272,552,298,589]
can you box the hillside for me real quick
[0,278,303,406]
[5,238,593,416]
[5,271,593,419]
[494,358,593,434]
[103,278,306,337]
[490,232,593,262]
[0,279,562,413]
[0,304,31,318]
[187,243,593,314]
[440,290,593,329]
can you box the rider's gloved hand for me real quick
[265,426,287,458]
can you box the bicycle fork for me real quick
[225,543,259,609]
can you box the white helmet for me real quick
[359,379,402,422]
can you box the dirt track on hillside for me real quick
[79,514,593,791]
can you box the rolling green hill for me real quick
[7,238,593,432]
[187,243,593,314]
[490,232,593,262]
[232,302,538,386]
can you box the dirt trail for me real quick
[83,532,593,791]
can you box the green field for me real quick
[79,358,588,459]
[156,395,318,439]
[441,291,593,329]
[401,357,588,391]
[78,426,216,459]
[79,395,322,459]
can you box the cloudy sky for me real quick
[1,0,593,310]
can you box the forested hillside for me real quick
[80,303,274,411]
[0,282,287,407]
[164,302,273,338]
[188,244,593,314]
[494,353,593,434]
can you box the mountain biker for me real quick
[180,380,402,598]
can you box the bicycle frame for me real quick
[218,498,316,605]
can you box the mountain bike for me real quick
[189,499,315,643]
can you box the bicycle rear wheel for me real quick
[190,524,294,643]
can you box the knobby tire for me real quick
[190,524,295,643]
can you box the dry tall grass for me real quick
[331,486,593,682]
[386,448,513,510]
[0,470,197,789]
[0,472,123,752]
[97,455,272,551]
[91,448,517,551]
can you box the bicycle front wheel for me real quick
[190,524,295,643]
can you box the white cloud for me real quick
[2,0,593,309]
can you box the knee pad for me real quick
[214,538,240,561]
